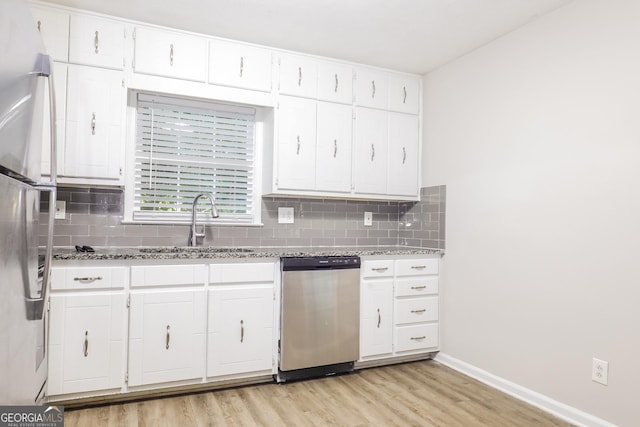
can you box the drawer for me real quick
[395,297,438,325]
[50,266,127,290]
[395,258,439,276]
[394,324,438,352]
[361,260,394,278]
[130,265,207,287]
[209,262,275,284]
[395,277,438,297]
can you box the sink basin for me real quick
[138,247,254,254]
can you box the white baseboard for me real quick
[435,353,617,427]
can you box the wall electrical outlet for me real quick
[54,200,66,220]
[364,211,373,227]
[278,207,294,224]
[592,358,609,385]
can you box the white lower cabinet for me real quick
[360,279,394,358]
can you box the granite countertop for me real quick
[52,246,444,261]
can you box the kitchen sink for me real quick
[138,247,254,254]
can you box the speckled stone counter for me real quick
[52,246,443,261]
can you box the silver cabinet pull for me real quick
[240,319,244,343]
[411,265,427,270]
[37,20,41,32]
[94,31,99,54]
[169,44,174,66]
[371,267,388,272]
[403,86,407,104]
[296,135,301,155]
[410,285,426,290]
[402,147,407,164]
[83,331,89,357]
[298,66,302,86]
[333,139,337,158]
[411,309,427,314]
[371,80,376,98]
[410,336,426,341]
[377,308,381,328]
[165,325,170,349]
[239,56,244,77]
[91,113,96,135]
[334,73,338,93]
[73,276,103,282]
[370,144,375,161]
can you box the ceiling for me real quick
[45,0,574,74]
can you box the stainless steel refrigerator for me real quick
[0,0,57,405]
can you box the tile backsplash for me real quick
[41,186,446,249]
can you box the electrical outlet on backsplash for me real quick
[40,186,446,249]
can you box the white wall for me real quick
[422,0,640,425]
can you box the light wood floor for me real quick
[64,360,574,426]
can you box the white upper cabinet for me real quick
[133,27,207,82]
[317,62,353,104]
[279,54,317,98]
[209,40,272,92]
[277,96,317,190]
[69,15,125,70]
[388,75,420,114]
[30,5,69,62]
[316,102,352,193]
[387,113,420,197]
[354,108,388,195]
[355,68,388,110]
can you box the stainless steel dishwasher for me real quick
[278,256,360,382]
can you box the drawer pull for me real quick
[334,73,339,92]
[298,66,302,86]
[410,285,426,290]
[410,336,426,341]
[166,325,171,349]
[83,331,89,357]
[240,320,244,343]
[411,265,427,270]
[377,308,381,328]
[73,276,103,282]
[169,43,174,66]
[411,309,427,314]
[94,31,99,54]
[371,267,388,272]
[239,56,244,77]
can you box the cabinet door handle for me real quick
[377,308,381,328]
[91,113,96,135]
[239,56,244,77]
[402,147,407,164]
[94,31,99,54]
[410,285,426,290]
[371,80,376,98]
[298,66,302,86]
[370,144,375,161]
[37,20,41,32]
[403,86,407,104]
[83,331,89,357]
[410,336,426,341]
[165,325,171,349]
[333,139,337,158]
[73,276,103,282]
[411,265,427,270]
[334,73,339,93]
[296,135,301,155]
[411,309,427,314]
[169,44,174,66]
[371,267,388,272]
[240,319,244,343]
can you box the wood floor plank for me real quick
[64,361,575,426]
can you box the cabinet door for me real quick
[317,62,352,104]
[69,15,125,70]
[316,102,352,193]
[30,6,69,62]
[355,68,388,110]
[387,113,419,197]
[41,63,67,178]
[209,40,272,92]
[207,285,274,377]
[360,279,393,358]
[279,54,317,98]
[277,96,316,190]
[354,108,388,194]
[388,75,420,114]
[48,294,125,396]
[128,289,206,386]
[64,65,123,180]
[134,27,207,82]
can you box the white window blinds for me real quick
[133,93,256,223]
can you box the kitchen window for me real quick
[124,93,260,224]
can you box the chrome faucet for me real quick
[188,193,219,247]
